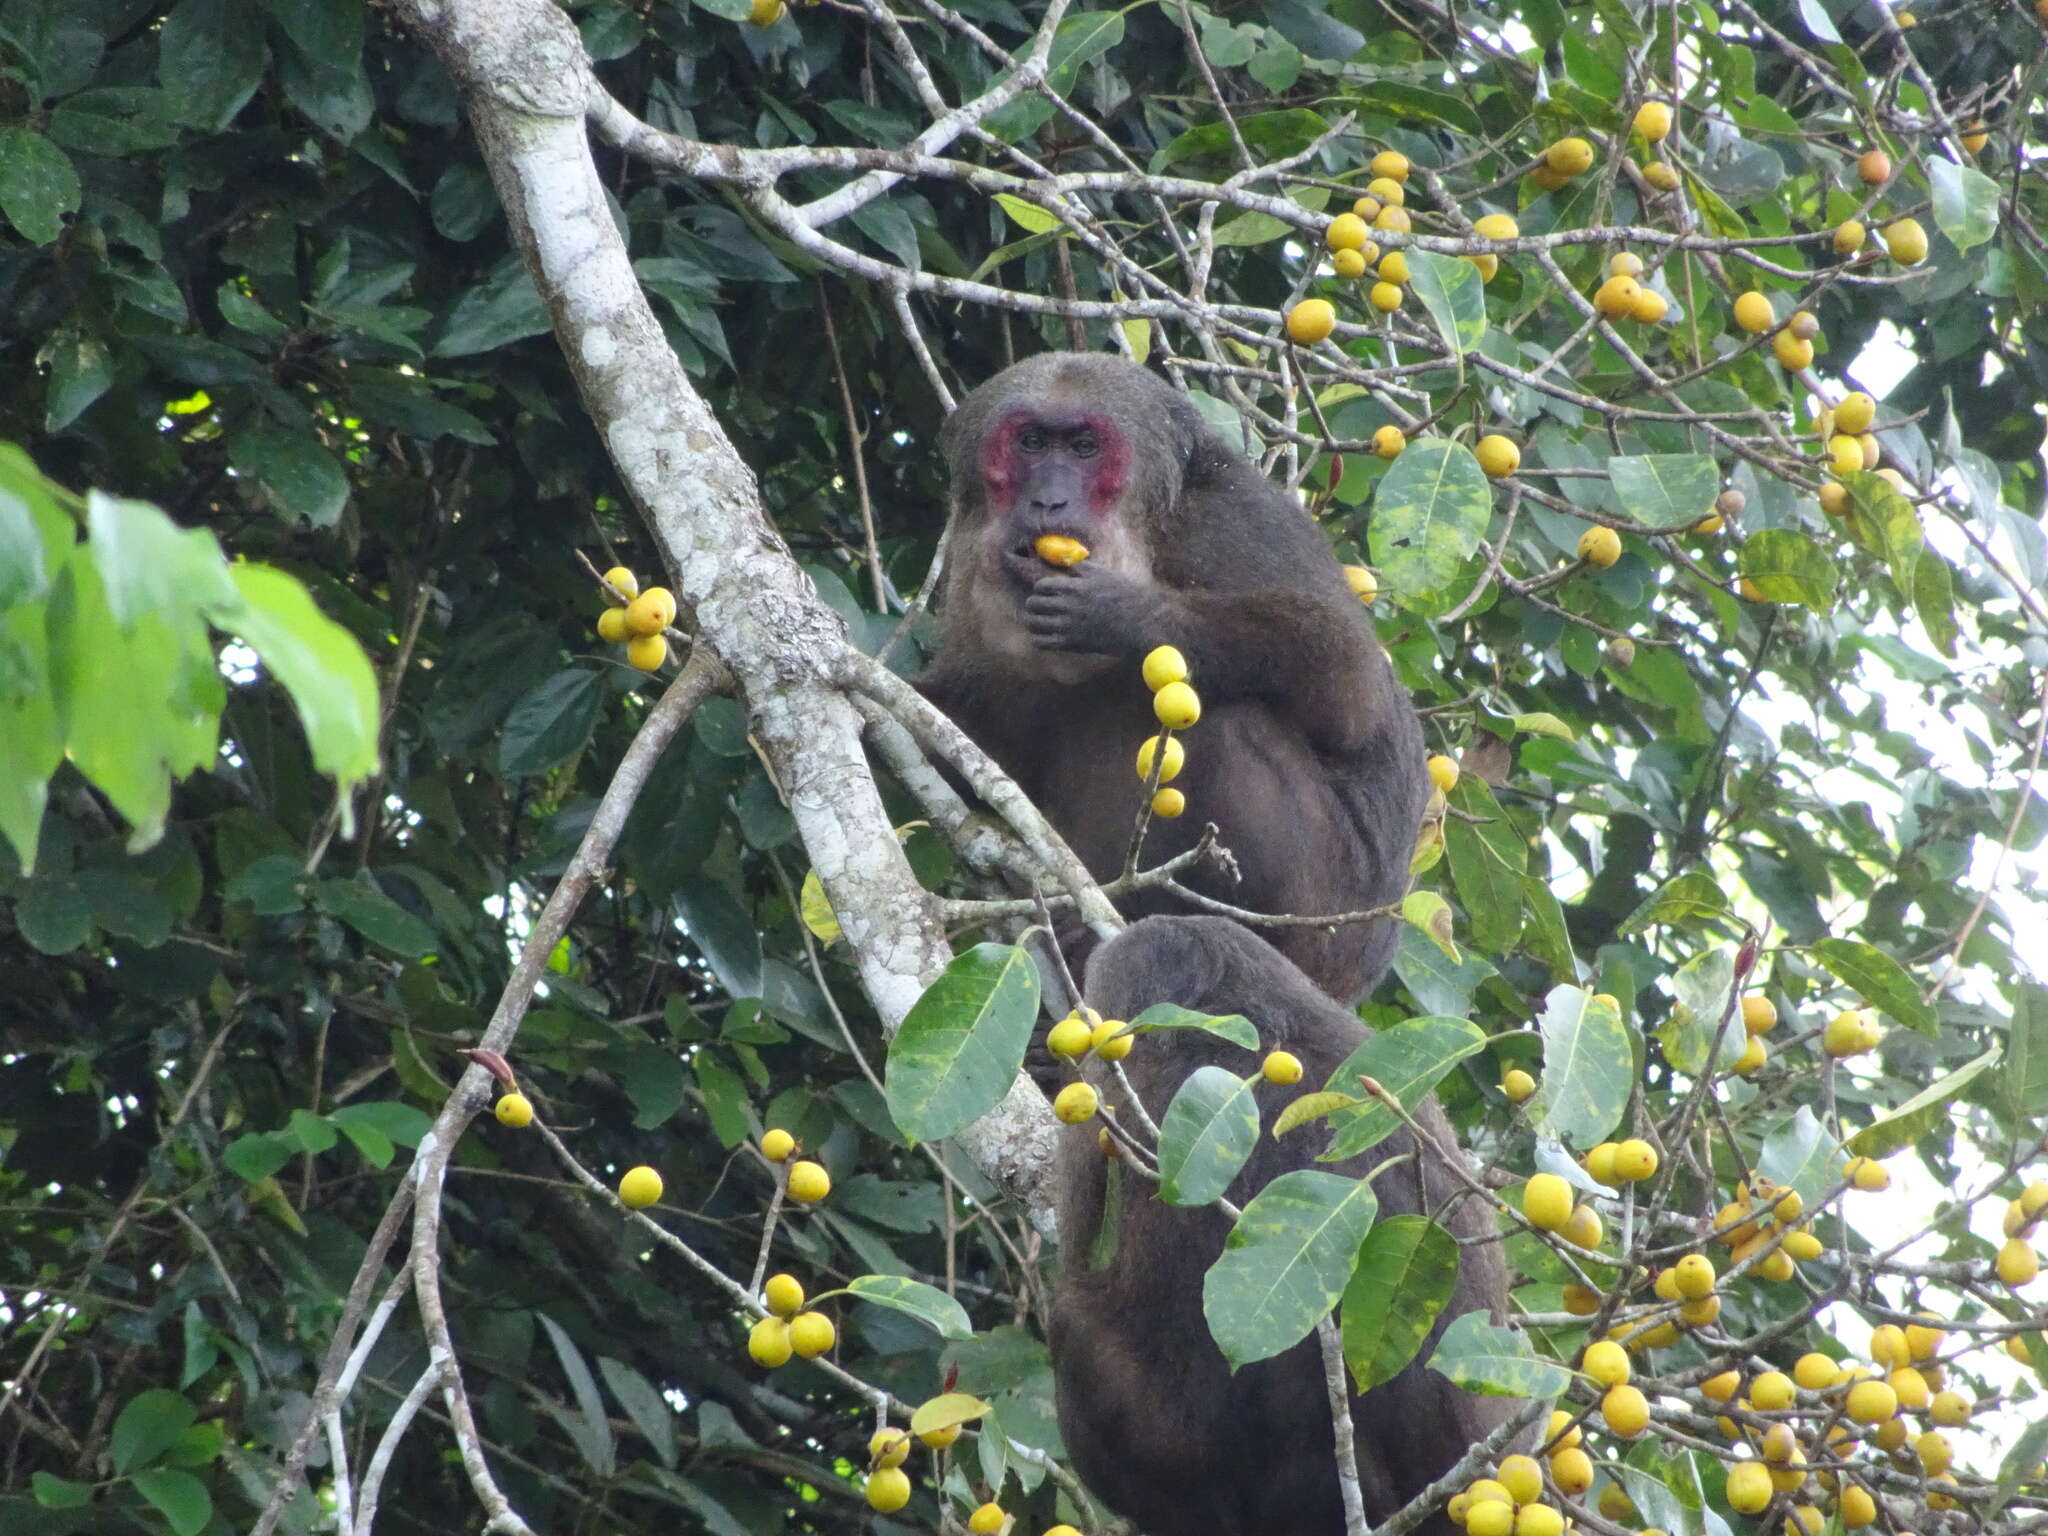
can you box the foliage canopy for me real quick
[2,0,2046,1533]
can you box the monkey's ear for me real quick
[1154,379,1210,475]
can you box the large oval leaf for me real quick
[1320,1017,1487,1161]
[1607,453,1718,529]
[1368,438,1491,615]
[884,943,1039,1143]
[1156,1065,1261,1208]
[1445,775,1526,955]
[1810,936,1937,1036]
[1203,1170,1378,1368]
[1655,946,1743,1075]
[1406,251,1486,359]
[1757,1105,1845,1215]
[1528,985,1634,1147]
[1739,529,1839,611]
[1427,1312,1571,1398]
[1130,1001,1259,1050]
[837,1275,974,1341]
[1339,1214,1458,1391]
[1846,1048,2001,1160]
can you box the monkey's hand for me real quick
[1022,564,1165,656]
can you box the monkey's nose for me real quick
[1028,497,1070,515]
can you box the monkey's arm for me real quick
[1023,567,1391,758]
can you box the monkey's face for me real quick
[973,408,1150,595]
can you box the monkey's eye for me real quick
[1017,426,1049,452]
[1070,433,1100,458]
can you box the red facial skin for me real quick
[979,412,1129,522]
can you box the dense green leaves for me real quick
[0,2,2042,1531]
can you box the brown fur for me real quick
[920,352,1426,1002]
[1053,916,1519,1536]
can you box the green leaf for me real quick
[1510,712,1574,740]
[883,943,1038,1143]
[0,604,61,871]
[1810,937,1937,1037]
[693,1053,752,1148]
[840,1275,974,1341]
[1320,1017,1487,1160]
[1369,438,1493,615]
[539,1314,616,1477]
[1428,1311,1573,1397]
[1406,251,1487,359]
[1657,945,1745,1075]
[1340,1215,1459,1391]
[434,262,551,356]
[1927,158,1999,253]
[221,563,381,789]
[160,0,265,128]
[86,490,237,632]
[1913,544,1960,658]
[1153,109,1329,174]
[48,556,222,849]
[31,1472,93,1509]
[1129,1002,1259,1051]
[1402,889,1460,961]
[1156,1065,1262,1208]
[985,11,1125,143]
[909,1392,990,1439]
[327,1100,432,1147]
[1738,529,1840,611]
[228,423,350,528]
[1351,81,1482,135]
[41,331,113,432]
[2004,984,2048,1131]
[111,1389,198,1475]
[1446,776,1526,954]
[599,1356,678,1469]
[1622,869,1737,936]
[1794,0,1842,43]
[992,193,1061,235]
[222,1133,294,1184]
[1847,1047,2001,1159]
[0,128,80,245]
[317,877,438,956]
[133,1468,212,1536]
[1273,1090,1362,1139]
[1757,1106,1844,1215]
[1527,986,1634,1147]
[498,668,604,777]
[1996,1415,2048,1516]
[1203,1170,1378,1368]
[1607,454,1719,529]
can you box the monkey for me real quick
[1049,915,1520,1536]
[917,351,1427,1005]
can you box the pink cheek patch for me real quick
[1088,419,1129,511]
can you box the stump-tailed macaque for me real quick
[918,352,1425,1002]
[1052,916,1518,1536]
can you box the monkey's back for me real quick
[1051,918,1517,1536]
[934,659,1420,1002]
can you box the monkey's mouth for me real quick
[1002,539,1063,586]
